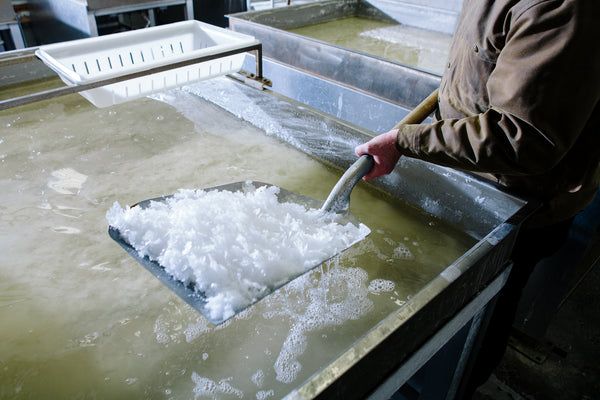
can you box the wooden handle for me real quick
[393,89,439,129]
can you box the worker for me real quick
[355,0,600,396]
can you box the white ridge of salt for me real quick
[106,182,370,322]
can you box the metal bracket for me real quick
[236,69,272,90]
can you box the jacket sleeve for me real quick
[396,0,600,176]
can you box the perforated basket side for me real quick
[65,36,197,83]
[80,52,247,107]
[35,21,258,85]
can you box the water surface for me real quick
[288,16,453,74]
[0,84,474,398]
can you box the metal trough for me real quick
[228,0,452,109]
[0,53,533,398]
[182,74,533,397]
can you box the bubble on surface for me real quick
[251,369,264,388]
[368,279,395,294]
[393,244,414,260]
[256,389,275,400]
[235,307,253,321]
[183,318,213,343]
[153,312,187,345]
[77,331,99,347]
[274,356,302,384]
[264,262,374,384]
[191,374,243,399]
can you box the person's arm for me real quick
[358,0,600,180]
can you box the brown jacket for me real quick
[396,0,600,227]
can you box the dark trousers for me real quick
[464,217,575,397]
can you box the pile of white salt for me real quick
[106,183,370,322]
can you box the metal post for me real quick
[254,44,263,79]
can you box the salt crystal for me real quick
[106,183,369,322]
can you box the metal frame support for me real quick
[235,46,272,90]
[0,22,26,50]
[0,42,268,111]
[366,264,512,400]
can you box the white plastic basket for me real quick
[35,20,259,107]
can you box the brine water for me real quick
[0,79,475,398]
[287,16,453,75]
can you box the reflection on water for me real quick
[0,83,474,398]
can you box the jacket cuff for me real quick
[395,129,404,154]
[395,125,417,156]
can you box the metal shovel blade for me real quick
[108,158,372,324]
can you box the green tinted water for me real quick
[288,16,453,74]
[0,85,474,398]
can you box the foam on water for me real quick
[251,369,265,387]
[191,374,243,399]
[368,279,395,294]
[262,263,378,384]
[106,183,370,322]
[393,244,415,260]
[256,389,275,399]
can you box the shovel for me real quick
[108,89,439,324]
[108,166,371,325]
